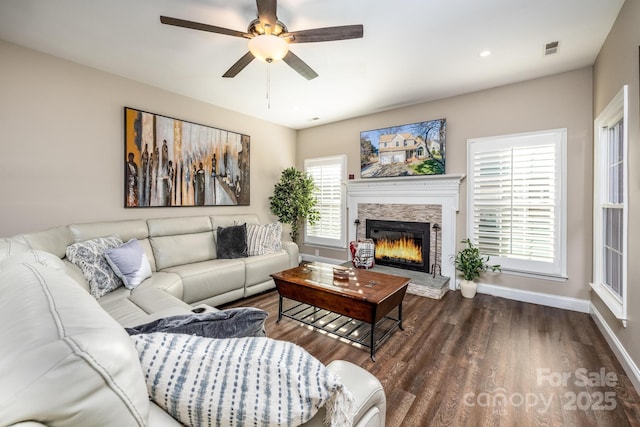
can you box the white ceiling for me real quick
[0,0,625,130]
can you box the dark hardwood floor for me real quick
[224,290,640,426]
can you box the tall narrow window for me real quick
[467,129,567,278]
[592,86,628,323]
[304,155,346,248]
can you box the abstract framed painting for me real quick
[124,107,250,207]
[360,118,446,178]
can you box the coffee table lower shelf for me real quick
[276,298,403,361]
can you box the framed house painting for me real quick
[360,118,446,178]
[124,107,250,207]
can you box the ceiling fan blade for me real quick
[160,16,250,38]
[284,25,363,43]
[222,52,255,78]
[256,0,278,29]
[283,51,318,80]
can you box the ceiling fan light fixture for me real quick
[248,34,289,62]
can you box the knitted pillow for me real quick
[246,222,282,256]
[131,333,354,427]
[66,235,124,298]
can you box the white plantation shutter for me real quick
[467,129,566,278]
[304,155,346,248]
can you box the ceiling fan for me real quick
[160,0,363,80]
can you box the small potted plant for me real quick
[453,238,501,298]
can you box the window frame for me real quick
[591,85,628,324]
[466,128,567,280]
[303,155,347,249]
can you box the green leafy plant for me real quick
[453,238,501,281]
[269,167,320,242]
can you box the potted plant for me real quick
[453,238,501,298]
[269,167,320,242]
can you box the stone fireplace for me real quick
[347,174,464,289]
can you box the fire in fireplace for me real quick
[366,219,430,273]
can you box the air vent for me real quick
[545,41,559,56]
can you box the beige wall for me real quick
[593,0,640,375]
[0,40,297,237]
[297,68,594,300]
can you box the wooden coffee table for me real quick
[271,262,410,361]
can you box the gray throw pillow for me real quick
[125,307,267,339]
[216,224,248,259]
[104,239,152,290]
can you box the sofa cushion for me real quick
[216,223,248,259]
[148,215,212,237]
[65,235,124,298]
[163,258,245,304]
[246,222,283,256]
[22,225,74,259]
[126,307,267,338]
[69,219,149,242]
[243,251,290,288]
[131,333,354,427]
[0,250,66,272]
[104,238,152,289]
[210,214,261,229]
[133,270,184,299]
[150,232,216,270]
[0,262,149,426]
[0,236,31,261]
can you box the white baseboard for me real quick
[476,282,591,313]
[590,303,640,394]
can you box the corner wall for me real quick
[297,68,593,301]
[592,0,640,389]
[0,40,297,237]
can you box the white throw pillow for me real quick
[66,235,123,298]
[131,333,354,427]
[104,238,152,289]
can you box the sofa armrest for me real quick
[281,241,300,268]
[302,360,386,427]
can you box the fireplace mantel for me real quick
[346,174,465,288]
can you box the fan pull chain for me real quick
[266,59,272,109]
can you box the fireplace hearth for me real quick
[366,219,430,273]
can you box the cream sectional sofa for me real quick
[0,214,386,427]
[8,214,298,326]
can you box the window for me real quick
[467,129,567,279]
[592,86,628,324]
[304,155,347,248]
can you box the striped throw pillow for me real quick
[246,222,283,256]
[131,333,354,427]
